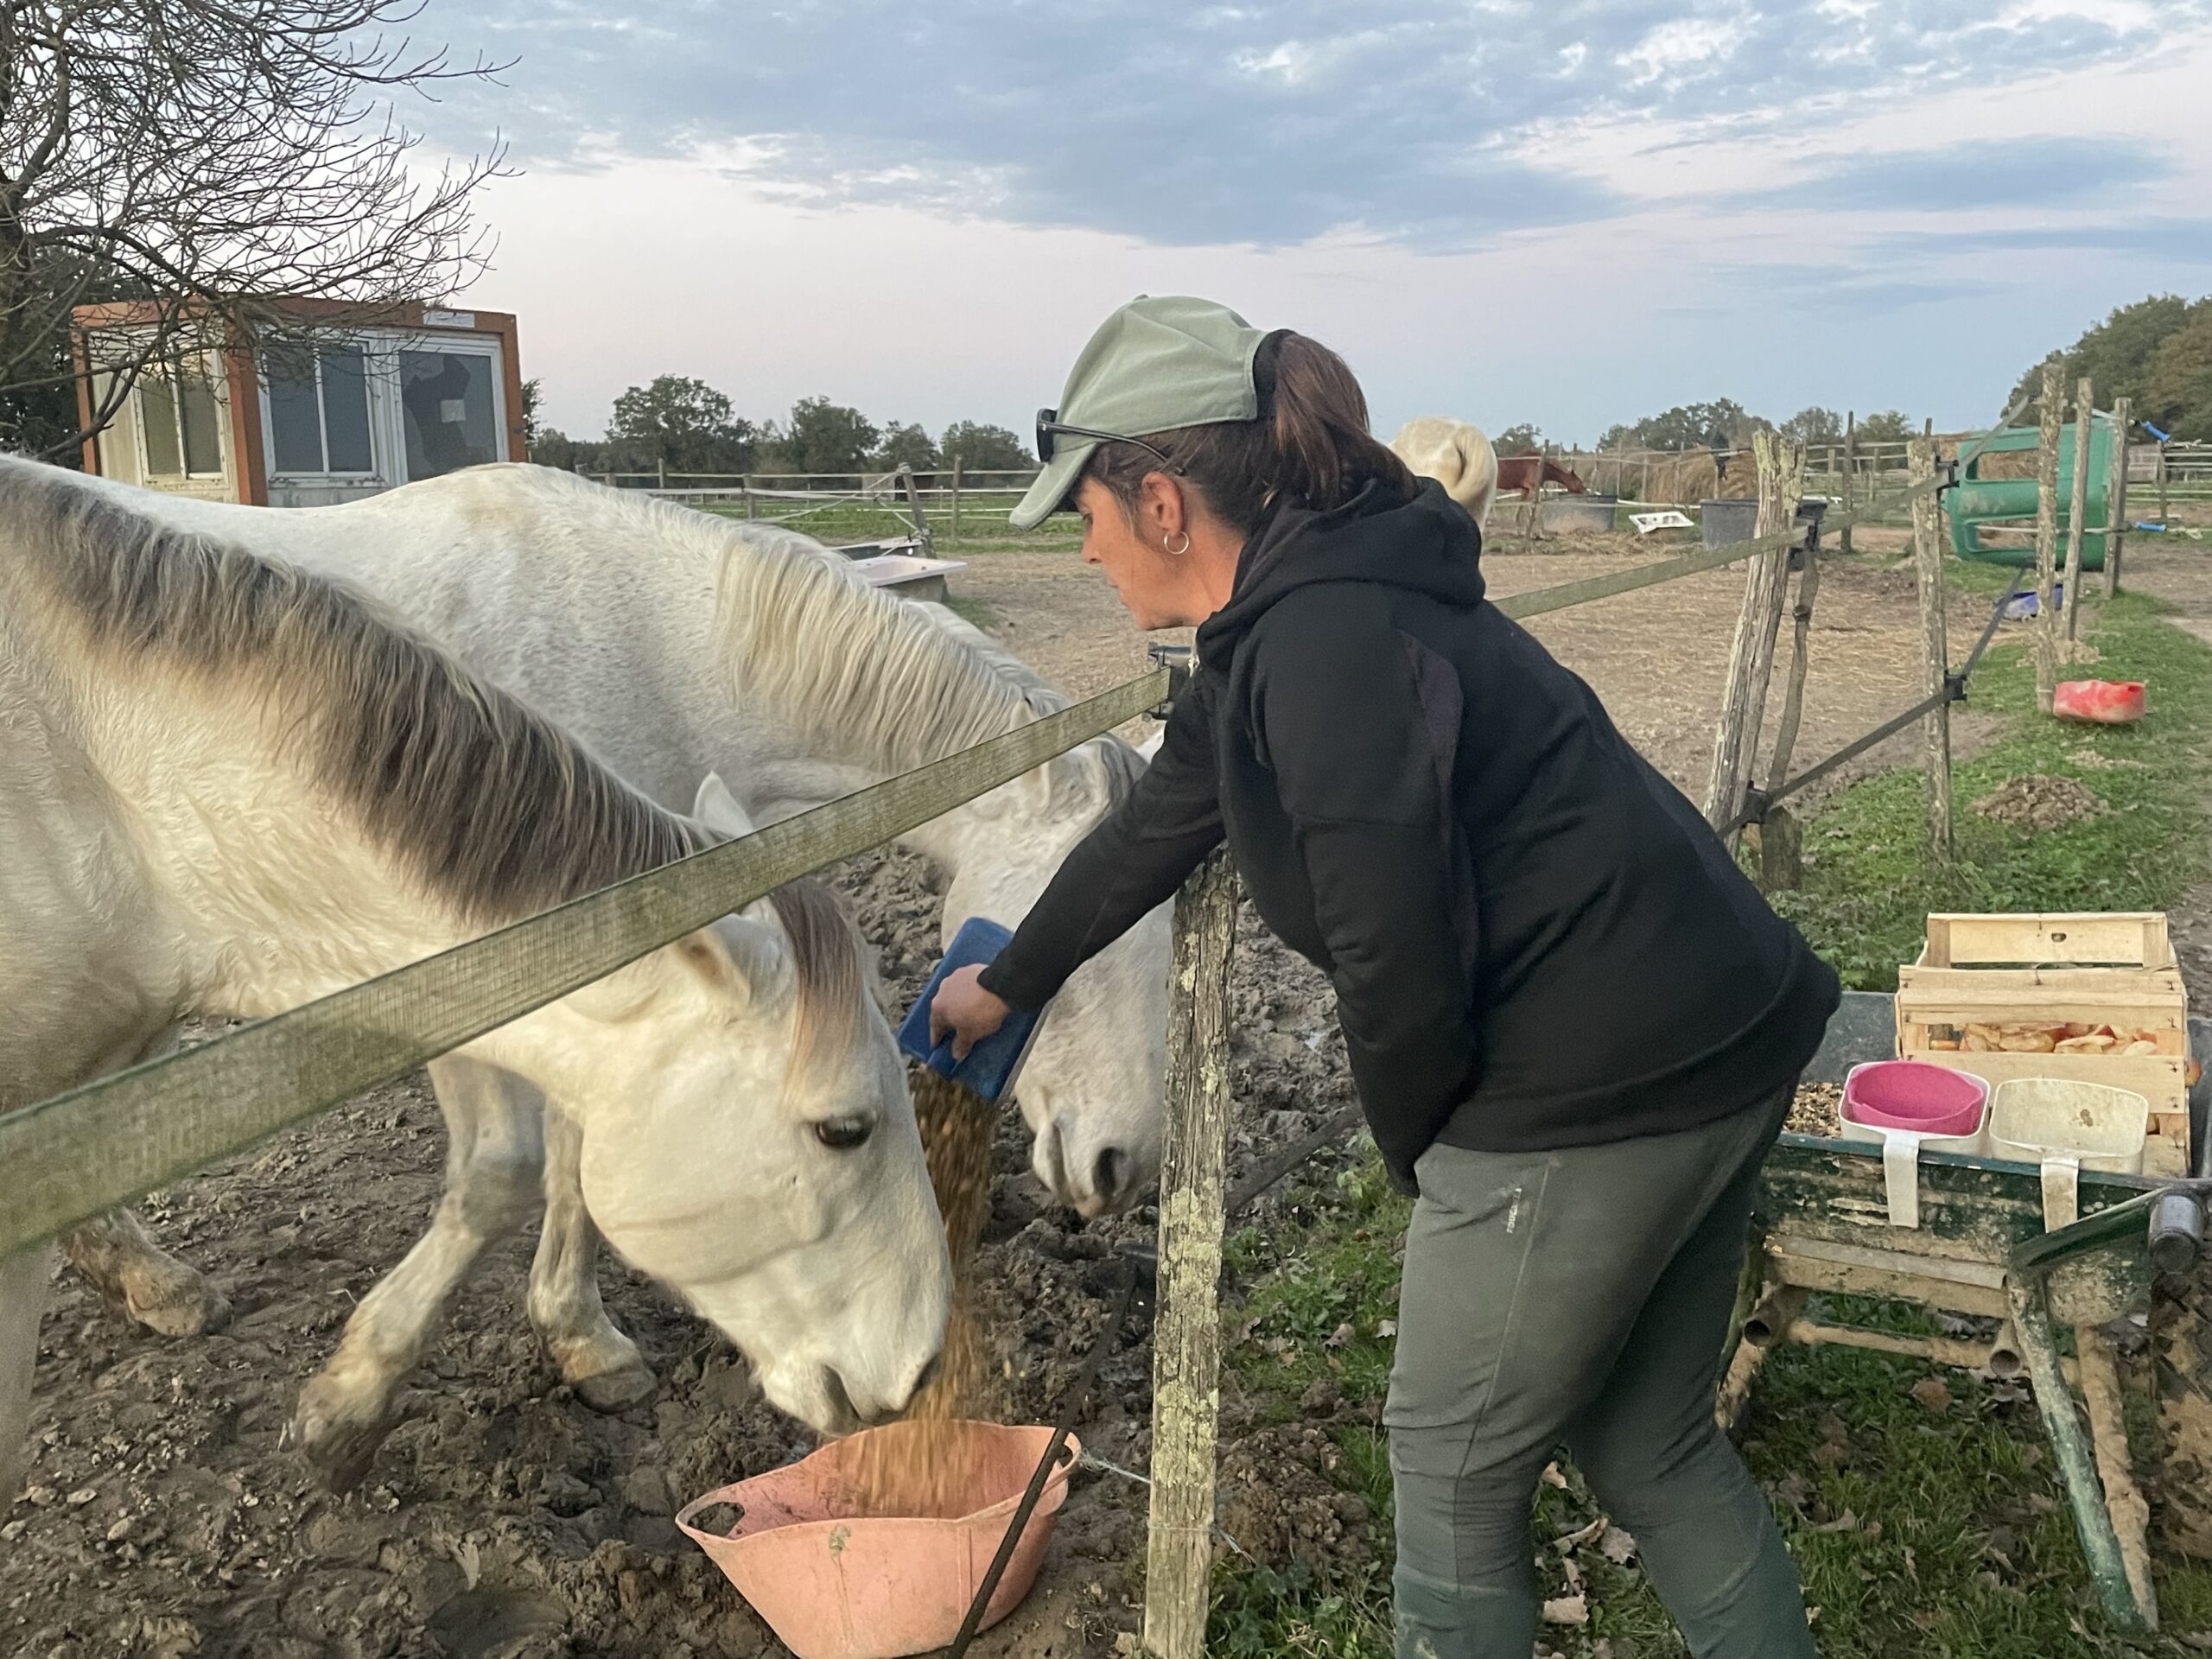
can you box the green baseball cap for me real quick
[1011,295,1270,531]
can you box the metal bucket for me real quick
[1536,494,1619,534]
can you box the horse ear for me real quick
[692,772,755,840]
[674,914,791,1007]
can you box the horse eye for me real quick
[812,1116,873,1151]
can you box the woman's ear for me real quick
[1141,471,1189,546]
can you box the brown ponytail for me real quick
[1085,331,1419,535]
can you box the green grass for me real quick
[690,491,1084,554]
[1768,582,2212,989]
[1205,567,2212,1656]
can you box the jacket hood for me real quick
[1197,477,1485,662]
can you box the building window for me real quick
[138,359,224,479]
[267,342,374,475]
[399,349,498,479]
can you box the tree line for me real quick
[2011,294,2211,441]
[526,374,1035,479]
[1491,403,1918,460]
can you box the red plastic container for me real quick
[1842,1060,1988,1139]
[677,1421,1077,1659]
[2053,680,2146,724]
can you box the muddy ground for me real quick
[5,529,2203,1656]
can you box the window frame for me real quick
[261,340,381,482]
[133,353,227,481]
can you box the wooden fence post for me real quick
[742,474,755,519]
[2063,376,2093,643]
[2158,441,2171,524]
[2106,397,2132,599]
[657,455,668,492]
[1910,434,1954,862]
[1839,413,1856,559]
[949,455,963,542]
[2033,361,2064,713]
[1702,433,1802,843]
[1143,849,1240,1659]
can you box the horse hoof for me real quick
[571,1358,656,1414]
[293,1378,393,1494]
[125,1268,231,1339]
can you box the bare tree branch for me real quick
[0,0,509,457]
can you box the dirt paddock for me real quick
[0,530,2069,1656]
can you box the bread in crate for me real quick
[1896,912,2195,1177]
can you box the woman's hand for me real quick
[930,964,1012,1061]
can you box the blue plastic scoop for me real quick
[897,917,1048,1103]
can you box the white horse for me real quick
[54,466,1173,1231]
[1390,417,1499,530]
[0,458,949,1497]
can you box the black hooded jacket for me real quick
[980,477,1840,1191]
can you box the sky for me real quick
[411,0,2212,447]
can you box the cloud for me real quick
[424,0,2204,251]
[1872,219,2212,263]
[1719,136,2170,212]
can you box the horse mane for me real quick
[0,459,868,1074]
[699,508,1146,808]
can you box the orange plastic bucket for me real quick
[677,1420,1078,1659]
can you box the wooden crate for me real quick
[1896,912,2193,1177]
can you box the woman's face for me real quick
[1075,475,1225,631]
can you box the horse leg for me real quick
[530,1100,656,1412]
[291,1058,543,1492]
[0,1244,54,1503]
[61,1208,232,1338]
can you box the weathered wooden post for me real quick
[1142,848,1240,1659]
[2105,397,2132,599]
[2063,376,2094,643]
[657,455,668,492]
[1702,433,1802,844]
[1910,433,1954,861]
[2033,361,2065,713]
[949,455,963,542]
[0,1244,48,1508]
[2158,440,2171,524]
[1838,412,1856,560]
[742,474,755,519]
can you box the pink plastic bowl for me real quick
[677,1420,1077,1659]
[1843,1060,1988,1138]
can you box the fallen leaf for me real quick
[1377,1319,1398,1338]
[1813,1509,1859,1535]
[1541,1463,1569,1491]
[1325,1322,1354,1350]
[1910,1376,1954,1413]
[1540,1595,1588,1626]
[1554,1517,1607,1554]
[1562,1557,1584,1592]
[1600,1525,1638,1566]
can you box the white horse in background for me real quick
[1390,417,1499,530]
[0,458,949,1497]
[58,466,1172,1236]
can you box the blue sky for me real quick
[423,0,2212,445]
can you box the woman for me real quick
[931,295,1837,1659]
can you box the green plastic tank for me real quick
[1946,416,2114,569]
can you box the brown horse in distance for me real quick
[1496,454,1588,501]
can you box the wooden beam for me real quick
[1142,849,1241,1659]
[2105,397,2131,599]
[1910,433,1954,862]
[1702,432,1801,840]
[2063,376,2093,642]
[2033,361,2064,713]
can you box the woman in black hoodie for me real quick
[931,296,1835,1659]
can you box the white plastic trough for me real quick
[847,553,965,604]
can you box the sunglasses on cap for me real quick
[1035,409,1177,469]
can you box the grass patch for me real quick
[940,594,1001,631]
[1207,567,2212,1655]
[1770,584,2212,989]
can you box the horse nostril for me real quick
[1093,1147,1128,1207]
[909,1351,942,1406]
[820,1366,860,1430]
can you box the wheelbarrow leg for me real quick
[2076,1325,2158,1630]
[2007,1280,2153,1633]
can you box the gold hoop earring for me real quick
[1165,531,1192,557]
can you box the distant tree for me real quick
[520,378,544,449]
[1780,406,1844,446]
[871,420,940,471]
[607,374,759,474]
[785,397,879,474]
[1854,409,1914,448]
[2011,295,2199,421]
[1597,398,1765,453]
[1493,422,1542,454]
[940,420,1033,471]
[528,427,607,473]
[2142,306,2212,441]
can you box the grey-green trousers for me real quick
[1387,1087,1816,1659]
